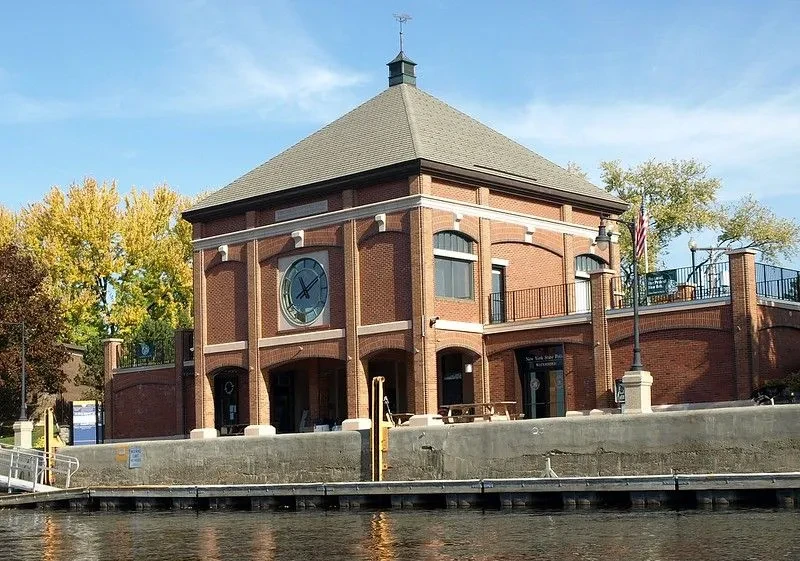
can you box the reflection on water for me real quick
[1,509,799,561]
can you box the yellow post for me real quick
[370,376,391,481]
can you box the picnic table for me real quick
[439,401,517,423]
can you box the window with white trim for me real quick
[434,231,476,299]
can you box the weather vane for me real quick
[393,13,412,52]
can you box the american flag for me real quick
[634,200,648,260]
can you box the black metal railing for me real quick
[119,336,176,369]
[488,282,590,324]
[756,263,800,302]
[611,262,730,309]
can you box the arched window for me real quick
[575,254,606,274]
[434,231,476,299]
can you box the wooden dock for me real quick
[3,473,800,511]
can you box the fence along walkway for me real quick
[0,443,79,493]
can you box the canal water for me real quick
[1,509,798,560]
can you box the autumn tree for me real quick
[19,179,194,394]
[0,206,17,247]
[0,244,70,428]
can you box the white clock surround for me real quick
[277,250,330,331]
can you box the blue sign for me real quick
[72,401,101,446]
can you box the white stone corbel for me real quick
[589,241,597,255]
[218,244,229,262]
[610,232,620,244]
[453,212,463,231]
[375,213,387,233]
[291,230,304,248]
[525,225,535,244]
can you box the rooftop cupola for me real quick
[387,51,417,87]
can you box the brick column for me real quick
[193,246,214,431]
[561,205,576,313]
[728,248,759,398]
[409,174,437,414]
[102,338,123,440]
[475,187,491,403]
[246,231,269,426]
[173,330,185,435]
[343,189,368,419]
[589,268,614,408]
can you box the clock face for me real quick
[281,257,329,326]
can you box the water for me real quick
[1,509,799,561]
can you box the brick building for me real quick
[102,52,800,440]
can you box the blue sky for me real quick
[1,0,798,268]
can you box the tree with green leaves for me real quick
[584,158,800,275]
[19,178,195,395]
[0,244,70,428]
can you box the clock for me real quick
[281,257,329,326]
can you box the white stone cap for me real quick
[341,418,371,431]
[244,425,276,437]
[725,248,757,256]
[189,427,218,440]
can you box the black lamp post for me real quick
[596,218,643,371]
[5,322,27,420]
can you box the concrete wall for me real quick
[68,431,367,487]
[66,405,800,486]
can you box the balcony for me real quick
[488,282,591,324]
[611,262,731,309]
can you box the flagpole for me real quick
[641,194,649,274]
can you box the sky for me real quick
[1,0,798,269]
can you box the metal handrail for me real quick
[0,443,79,492]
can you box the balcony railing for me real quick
[489,282,590,324]
[119,336,176,369]
[611,262,730,309]
[756,263,800,302]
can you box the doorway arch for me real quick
[210,367,248,433]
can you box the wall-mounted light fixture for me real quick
[375,213,387,233]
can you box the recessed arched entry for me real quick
[211,367,249,434]
[436,347,480,406]
[514,345,566,419]
[366,349,412,416]
[268,358,347,433]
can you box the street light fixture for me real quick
[596,218,643,372]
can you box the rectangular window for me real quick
[435,256,473,299]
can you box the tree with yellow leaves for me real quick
[19,178,194,393]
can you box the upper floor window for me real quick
[434,231,476,299]
[575,254,606,274]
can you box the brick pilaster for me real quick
[193,241,213,429]
[409,174,437,414]
[246,210,269,425]
[561,205,576,313]
[173,330,185,435]
[343,189,368,418]
[102,338,123,440]
[728,249,759,398]
[590,268,614,408]
[475,187,491,403]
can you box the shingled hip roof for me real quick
[187,83,625,215]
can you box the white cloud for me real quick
[0,1,366,124]
[474,91,800,200]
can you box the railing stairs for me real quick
[0,443,79,493]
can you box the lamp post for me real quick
[6,321,28,420]
[596,218,643,372]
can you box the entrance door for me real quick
[214,372,239,430]
[491,266,506,323]
[270,371,296,433]
[439,352,464,405]
[515,345,566,419]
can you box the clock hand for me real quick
[297,277,309,299]
[304,276,320,294]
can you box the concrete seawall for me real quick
[65,405,800,487]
